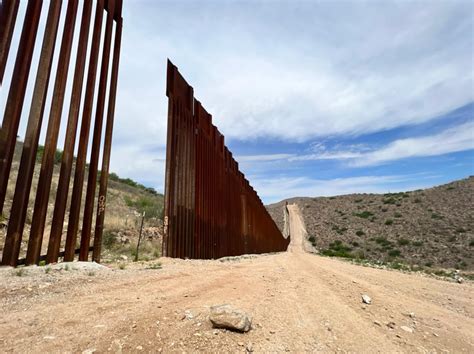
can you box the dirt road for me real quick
[0,204,473,352]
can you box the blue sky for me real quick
[2,0,473,204]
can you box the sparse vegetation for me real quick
[14,268,25,277]
[321,240,354,258]
[331,225,347,235]
[397,238,410,246]
[388,249,401,257]
[124,195,163,220]
[383,197,396,204]
[147,262,162,269]
[353,211,373,219]
[266,178,474,270]
[109,172,159,196]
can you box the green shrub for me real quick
[424,262,432,267]
[374,237,393,250]
[394,212,402,218]
[332,225,347,235]
[414,198,421,203]
[385,219,393,225]
[119,263,126,270]
[412,240,423,247]
[456,227,466,233]
[147,262,162,269]
[397,238,410,246]
[124,195,163,220]
[14,268,25,277]
[109,172,159,196]
[383,198,396,205]
[469,239,474,247]
[354,199,363,203]
[388,249,401,257]
[355,230,365,236]
[321,240,354,258]
[448,235,456,242]
[353,211,373,219]
[103,230,117,249]
[308,235,316,244]
[381,207,388,212]
[36,145,63,165]
[431,213,443,220]
[446,186,455,190]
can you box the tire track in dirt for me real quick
[0,204,472,352]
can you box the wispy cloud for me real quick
[238,121,474,167]
[236,154,296,162]
[350,121,474,166]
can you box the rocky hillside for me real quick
[268,177,474,270]
[0,141,164,263]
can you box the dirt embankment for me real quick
[0,204,473,352]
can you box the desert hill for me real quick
[268,177,474,271]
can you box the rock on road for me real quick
[0,204,473,352]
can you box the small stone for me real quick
[362,294,372,304]
[400,326,414,333]
[246,342,254,352]
[209,304,252,332]
[269,330,276,334]
[373,320,381,326]
[43,336,55,340]
[213,330,219,335]
[238,342,244,346]
[457,277,464,284]
[184,310,194,320]
[433,333,439,337]
[82,349,96,354]
[132,323,137,328]
[136,346,143,350]
[387,322,396,329]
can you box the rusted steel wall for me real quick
[163,61,289,259]
[0,0,123,266]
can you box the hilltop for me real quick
[268,177,474,271]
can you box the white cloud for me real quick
[236,153,296,162]
[239,121,474,167]
[351,121,474,166]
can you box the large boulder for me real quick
[209,304,252,332]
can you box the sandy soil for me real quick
[0,204,473,352]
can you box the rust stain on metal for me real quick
[0,0,123,267]
[163,60,290,259]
